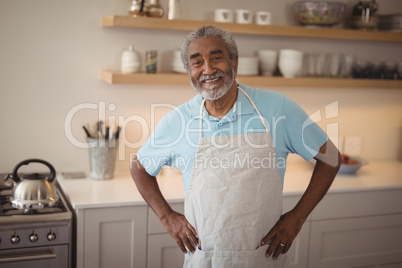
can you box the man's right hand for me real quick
[160,211,199,254]
[130,159,198,253]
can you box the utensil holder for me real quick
[87,138,118,180]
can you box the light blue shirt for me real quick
[137,84,328,193]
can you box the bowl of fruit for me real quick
[294,1,346,27]
[338,154,368,174]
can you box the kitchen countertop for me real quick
[57,160,402,210]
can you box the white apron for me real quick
[183,87,289,268]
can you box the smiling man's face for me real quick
[187,36,238,100]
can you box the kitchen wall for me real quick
[0,0,401,173]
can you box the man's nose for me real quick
[203,60,215,75]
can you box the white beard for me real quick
[190,66,235,101]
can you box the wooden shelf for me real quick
[102,16,402,43]
[101,70,402,88]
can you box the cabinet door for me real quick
[287,221,310,268]
[84,206,147,268]
[309,214,402,268]
[147,233,184,268]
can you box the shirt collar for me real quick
[190,83,255,117]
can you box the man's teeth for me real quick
[204,77,219,82]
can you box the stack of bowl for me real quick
[237,57,259,76]
[172,50,187,74]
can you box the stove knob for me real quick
[47,232,56,241]
[29,233,39,243]
[11,234,20,244]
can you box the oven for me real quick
[0,174,73,268]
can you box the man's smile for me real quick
[203,77,221,83]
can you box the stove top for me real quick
[0,198,67,216]
[0,187,67,218]
[0,173,72,223]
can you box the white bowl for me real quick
[237,66,259,76]
[238,57,259,65]
[238,57,259,75]
[279,49,303,60]
[278,58,303,78]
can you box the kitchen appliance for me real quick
[6,159,59,210]
[0,159,73,268]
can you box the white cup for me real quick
[214,9,234,23]
[256,11,271,25]
[279,49,304,78]
[235,9,252,24]
[257,50,278,76]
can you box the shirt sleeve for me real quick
[137,109,184,176]
[282,97,328,161]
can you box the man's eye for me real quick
[192,60,202,66]
[213,56,222,61]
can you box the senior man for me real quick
[131,25,341,267]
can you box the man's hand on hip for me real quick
[260,211,303,260]
[161,211,199,254]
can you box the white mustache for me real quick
[199,72,224,82]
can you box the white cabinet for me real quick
[283,195,311,268]
[308,189,402,268]
[71,188,402,268]
[309,214,402,268]
[76,205,148,268]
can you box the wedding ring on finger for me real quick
[279,243,285,247]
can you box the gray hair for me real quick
[180,26,238,71]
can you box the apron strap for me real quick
[199,87,269,139]
[237,87,269,133]
[199,98,206,138]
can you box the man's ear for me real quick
[233,57,238,75]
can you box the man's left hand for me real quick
[260,211,304,260]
